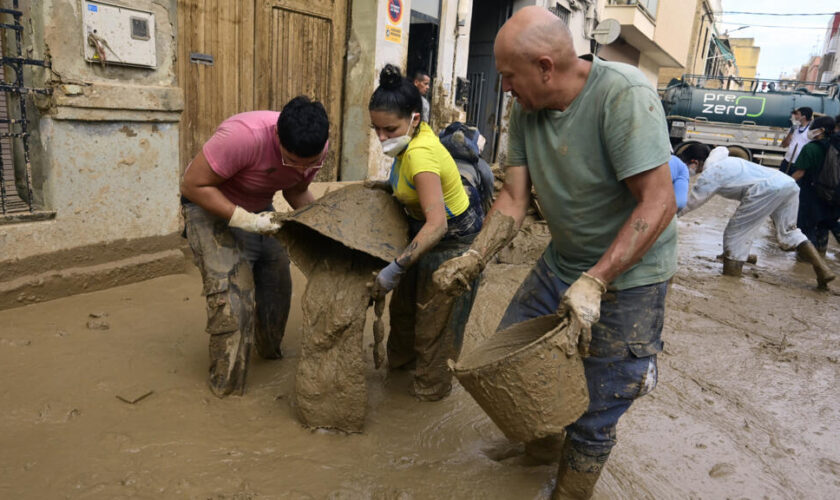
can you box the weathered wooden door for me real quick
[255,0,347,181]
[177,0,256,170]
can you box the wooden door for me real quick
[255,0,347,181]
[177,0,256,170]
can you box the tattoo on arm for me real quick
[396,241,418,268]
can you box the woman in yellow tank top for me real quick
[368,64,484,401]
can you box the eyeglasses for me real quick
[281,147,326,170]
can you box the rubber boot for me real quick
[551,441,607,500]
[722,257,744,277]
[796,241,836,288]
[717,253,757,264]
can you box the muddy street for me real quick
[1,195,839,499]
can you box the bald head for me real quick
[495,6,576,68]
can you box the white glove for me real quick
[558,272,607,357]
[228,206,282,234]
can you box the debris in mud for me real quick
[708,462,736,478]
[86,312,110,330]
[116,390,154,405]
[0,338,32,347]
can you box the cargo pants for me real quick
[183,202,292,397]
[388,194,483,400]
[497,256,667,474]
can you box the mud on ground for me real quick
[1,195,839,499]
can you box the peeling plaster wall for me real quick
[0,0,183,308]
[341,0,410,181]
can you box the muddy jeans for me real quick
[388,200,483,399]
[497,256,667,472]
[183,202,292,397]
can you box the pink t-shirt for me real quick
[201,111,324,212]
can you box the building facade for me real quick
[1,0,183,309]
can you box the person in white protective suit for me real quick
[679,145,836,288]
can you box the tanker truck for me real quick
[661,75,840,166]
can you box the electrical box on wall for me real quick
[82,1,156,68]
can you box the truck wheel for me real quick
[674,141,701,157]
[726,145,752,162]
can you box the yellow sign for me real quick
[385,25,401,43]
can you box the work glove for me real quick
[370,260,406,300]
[363,178,393,193]
[228,206,283,234]
[558,272,607,357]
[432,249,484,296]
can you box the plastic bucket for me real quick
[450,315,589,443]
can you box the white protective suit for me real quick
[681,147,808,261]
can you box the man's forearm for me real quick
[181,184,236,220]
[588,198,675,285]
[283,188,315,210]
[470,180,531,261]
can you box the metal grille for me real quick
[465,71,485,127]
[0,1,51,216]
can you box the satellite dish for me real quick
[592,18,620,45]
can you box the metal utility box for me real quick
[82,1,156,68]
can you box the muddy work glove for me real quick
[371,260,406,299]
[228,206,283,234]
[363,178,393,193]
[432,249,484,296]
[558,272,607,357]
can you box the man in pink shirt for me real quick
[180,96,329,397]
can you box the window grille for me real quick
[0,0,52,220]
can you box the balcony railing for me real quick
[607,0,658,20]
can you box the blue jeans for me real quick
[497,256,667,469]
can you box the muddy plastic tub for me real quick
[450,315,589,443]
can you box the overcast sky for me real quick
[720,0,838,79]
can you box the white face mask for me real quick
[380,113,418,158]
[791,117,800,127]
[807,128,823,140]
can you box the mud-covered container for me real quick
[274,184,409,274]
[451,315,589,443]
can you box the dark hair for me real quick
[277,96,329,157]
[677,143,711,164]
[811,115,835,134]
[369,64,423,118]
[796,107,813,121]
[413,70,430,81]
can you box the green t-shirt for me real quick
[793,139,828,184]
[507,55,676,290]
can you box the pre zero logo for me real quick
[701,92,766,118]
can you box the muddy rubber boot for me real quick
[722,257,744,277]
[551,443,607,500]
[717,253,757,264]
[797,241,836,289]
[524,434,565,464]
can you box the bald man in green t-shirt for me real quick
[434,7,677,499]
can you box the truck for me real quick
[661,75,840,166]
